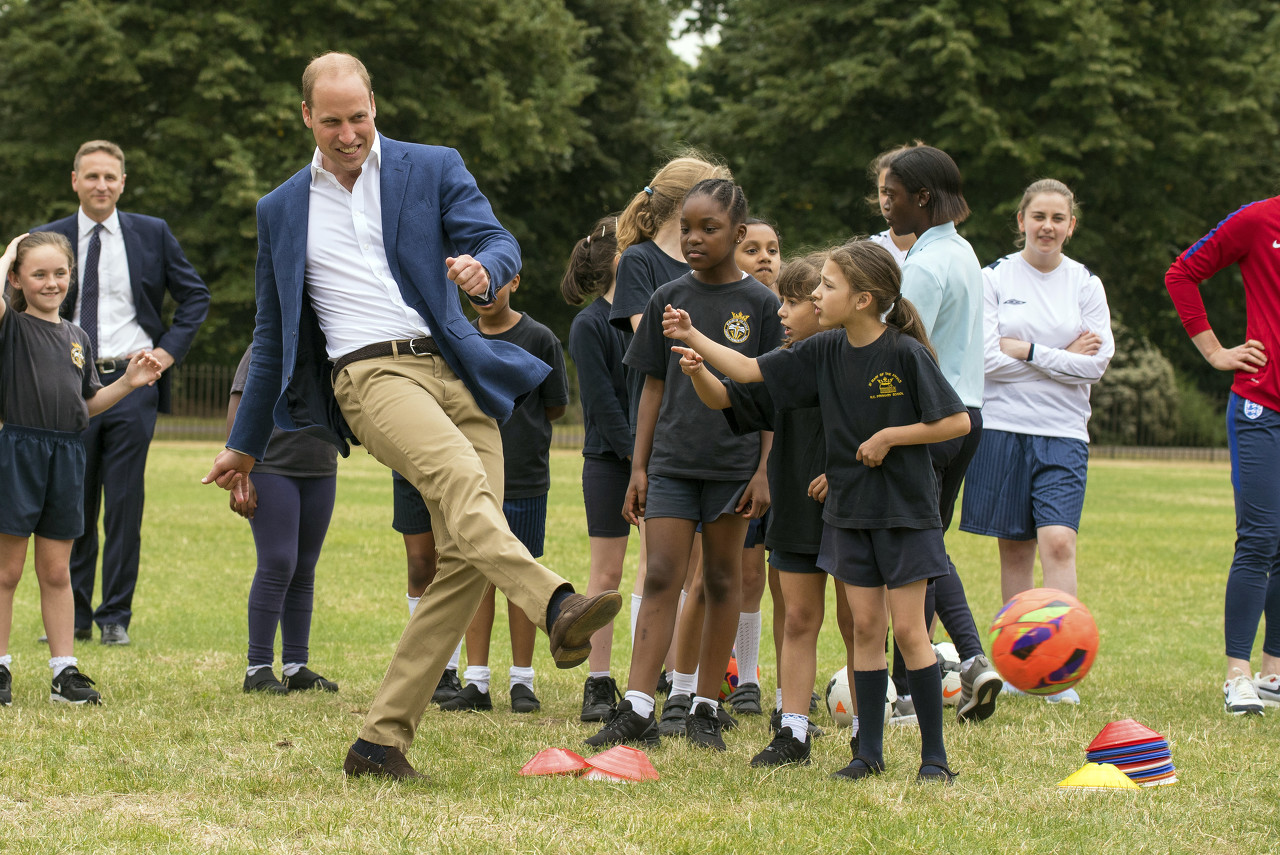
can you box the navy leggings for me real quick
[247,473,337,667]
[1225,393,1280,660]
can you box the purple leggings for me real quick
[247,473,337,667]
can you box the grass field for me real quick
[2,445,1276,854]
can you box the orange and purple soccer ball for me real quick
[719,656,761,700]
[989,588,1098,695]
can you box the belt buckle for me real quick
[99,358,118,373]
[408,337,432,357]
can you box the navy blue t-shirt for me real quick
[758,327,965,530]
[625,273,782,480]
[569,297,631,461]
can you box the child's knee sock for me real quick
[906,663,948,768]
[734,611,762,687]
[851,668,889,765]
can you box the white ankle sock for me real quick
[671,670,697,696]
[509,666,535,689]
[624,691,655,718]
[692,695,718,716]
[589,670,611,680]
[49,656,77,679]
[406,593,420,615]
[781,713,809,738]
[629,593,643,642]
[448,643,462,671]
[462,666,491,694]
[282,662,303,678]
[775,688,784,711]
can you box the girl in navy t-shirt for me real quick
[666,240,970,783]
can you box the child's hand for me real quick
[124,351,165,388]
[671,345,704,376]
[2,233,28,270]
[622,470,647,525]
[856,431,893,467]
[807,473,829,503]
[661,305,693,340]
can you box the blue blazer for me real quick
[33,211,210,413]
[228,135,550,459]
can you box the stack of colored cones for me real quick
[1085,719,1176,786]
[519,745,659,782]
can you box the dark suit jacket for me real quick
[33,211,210,413]
[227,135,550,459]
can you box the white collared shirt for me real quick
[74,209,152,359]
[305,136,430,359]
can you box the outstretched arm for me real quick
[662,305,763,383]
[86,351,164,416]
[672,345,732,410]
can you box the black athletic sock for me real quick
[545,584,574,628]
[907,662,948,768]
[352,738,387,764]
[851,668,889,766]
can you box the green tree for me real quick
[686,0,1280,388]
[0,0,681,361]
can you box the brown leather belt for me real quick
[332,337,440,376]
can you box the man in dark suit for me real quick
[203,52,619,781]
[34,140,209,647]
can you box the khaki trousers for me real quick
[333,352,567,750]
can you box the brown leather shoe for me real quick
[342,744,426,780]
[548,591,622,669]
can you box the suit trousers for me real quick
[333,351,568,750]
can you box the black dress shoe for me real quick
[75,627,92,641]
[100,624,131,646]
[283,666,338,692]
[343,744,426,780]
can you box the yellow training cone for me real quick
[1058,762,1141,791]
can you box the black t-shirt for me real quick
[609,241,690,431]
[0,305,101,431]
[569,297,631,461]
[758,327,965,530]
[624,273,782,480]
[724,379,826,554]
[475,312,570,498]
[232,346,337,478]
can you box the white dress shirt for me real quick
[305,136,431,359]
[74,209,152,359]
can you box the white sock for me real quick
[850,714,860,737]
[448,643,462,671]
[960,655,977,671]
[407,593,420,616]
[589,670,611,680]
[0,654,11,668]
[630,593,643,642]
[781,713,809,739]
[624,690,655,718]
[509,666,535,689]
[462,665,491,694]
[282,662,304,678]
[734,611,762,686]
[246,664,272,676]
[49,656,77,679]
[692,695,718,716]
[671,670,697,696]
[775,688,784,711]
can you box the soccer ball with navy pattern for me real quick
[989,588,1098,695]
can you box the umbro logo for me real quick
[1002,299,1026,305]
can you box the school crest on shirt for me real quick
[70,342,85,369]
[869,372,904,399]
[723,311,751,344]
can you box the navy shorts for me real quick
[645,473,748,523]
[391,471,433,535]
[582,455,631,538]
[768,548,823,575]
[0,425,86,540]
[504,494,548,559]
[817,525,950,589]
[745,514,766,548]
[959,429,1089,540]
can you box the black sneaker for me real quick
[686,701,726,751]
[0,664,11,706]
[717,703,739,732]
[725,682,763,715]
[751,727,812,767]
[581,675,620,722]
[283,666,338,693]
[831,756,883,781]
[243,668,288,694]
[810,690,820,713]
[439,682,492,712]
[51,665,101,705]
[432,668,462,704]
[658,692,692,737]
[510,683,541,713]
[656,669,672,696]
[584,699,659,747]
[917,763,958,785]
[769,709,825,738]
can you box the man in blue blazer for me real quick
[204,52,619,780]
[34,140,209,647]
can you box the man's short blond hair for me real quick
[74,140,125,173]
[302,52,373,108]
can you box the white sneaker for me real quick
[1224,675,1265,716]
[1253,673,1280,708]
[1044,687,1080,704]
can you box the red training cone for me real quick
[583,745,659,782]
[1086,719,1165,752]
[519,747,590,777]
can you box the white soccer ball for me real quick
[825,666,897,727]
[935,641,963,707]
